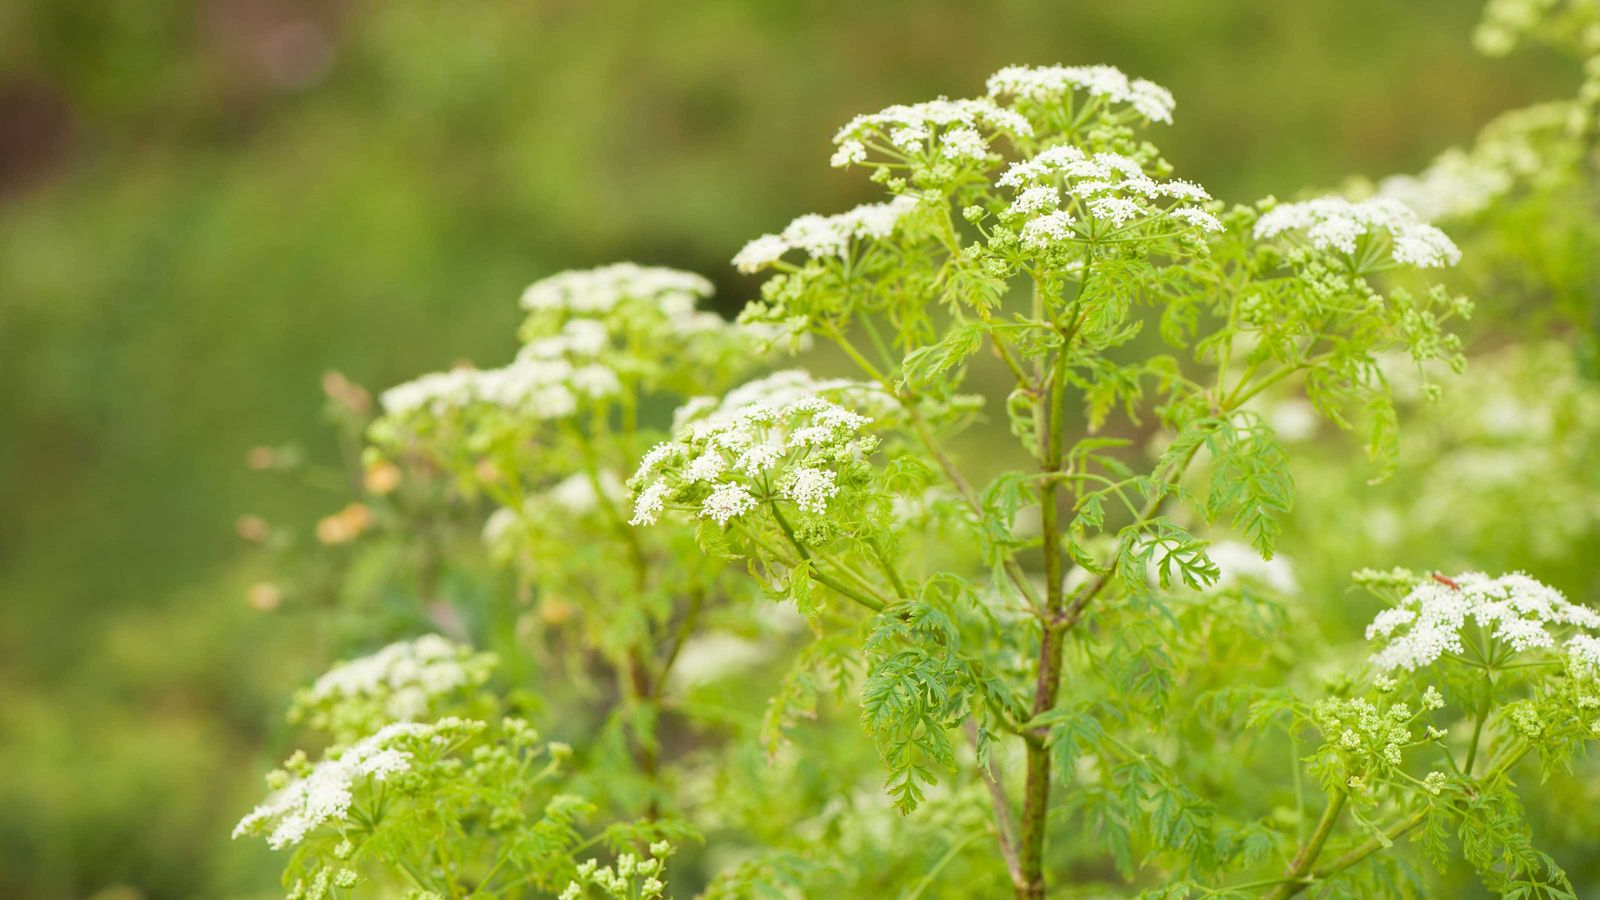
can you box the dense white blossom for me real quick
[1020,211,1077,249]
[482,506,520,547]
[629,372,879,530]
[940,126,989,160]
[519,263,711,314]
[700,482,758,525]
[734,196,922,272]
[997,145,1217,242]
[732,234,790,273]
[832,97,1032,160]
[1365,572,1600,671]
[781,466,840,514]
[1007,185,1060,218]
[987,64,1176,123]
[1088,196,1143,227]
[830,139,868,168]
[629,480,672,526]
[1207,540,1299,595]
[672,370,895,433]
[1378,149,1514,222]
[302,636,483,721]
[519,318,612,360]
[1569,635,1600,672]
[1254,196,1461,268]
[1168,206,1223,232]
[380,358,605,420]
[1377,103,1565,222]
[546,469,623,514]
[378,368,478,416]
[234,721,463,849]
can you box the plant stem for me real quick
[1017,286,1071,899]
[1264,792,1346,900]
[1464,671,1493,775]
[1265,744,1535,897]
[966,719,1026,889]
[761,508,889,613]
[823,322,1045,611]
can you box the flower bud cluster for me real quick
[1314,693,1431,783]
[560,842,675,900]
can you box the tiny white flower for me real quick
[781,466,840,514]
[830,139,867,168]
[1021,211,1077,249]
[630,480,671,526]
[700,482,757,525]
[939,126,988,160]
[733,234,790,273]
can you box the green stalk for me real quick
[1264,792,1347,900]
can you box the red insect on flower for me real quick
[1431,573,1461,590]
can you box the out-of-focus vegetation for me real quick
[0,1,1587,898]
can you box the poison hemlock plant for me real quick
[238,26,1600,900]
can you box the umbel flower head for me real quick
[290,635,496,736]
[1253,196,1462,269]
[516,262,784,390]
[993,145,1220,249]
[627,371,884,528]
[377,357,617,420]
[830,96,1032,169]
[519,262,711,315]
[374,263,776,448]
[733,195,923,273]
[1363,571,1600,672]
[233,719,481,850]
[986,64,1176,123]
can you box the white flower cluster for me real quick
[1377,149,1515,223]
[733,195,922,273]
[380,263,760,431]
[518,318,612,361]
[831,97,1032,168]
[628,373,879,528]
[986,64,1176,124]
[1365,572,1600,672]
[522,263,745,351]
[482,470,626,559]
[1377,103,1566,223]
[1253,196,1462,268]
[1207,540,1299,595]
[547,469,624,514]
[379,357,619,420]
[1569,634,1600,671]
[299,635,492,723]
[519,262,711,315]
[996,145,1218,248]
[234,719,469,849]
[670,369,897,434]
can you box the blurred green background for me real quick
[0,1,1578,897]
